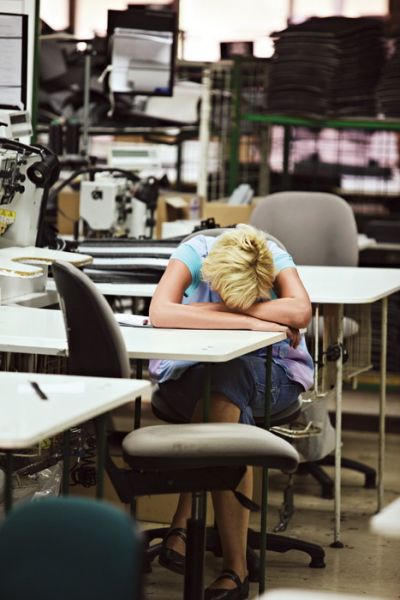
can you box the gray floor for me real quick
[140,430,400,599]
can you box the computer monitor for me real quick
[107,7,177,97]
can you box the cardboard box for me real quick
[156,192,203,239]
[136,492,215,526]
[57,188,80,235]
[156,194,267,239]
[202,201,254,227]
[201,197,264,228]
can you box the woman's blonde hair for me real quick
[201,224,276,309]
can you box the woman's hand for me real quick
[248,318,301,348]
[247,318,288,334]
[286,326,301,348]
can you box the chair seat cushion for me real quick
[122,423,299,471]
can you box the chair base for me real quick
[247,528,326,572]
[143,524,326,578]
[299,455,376,499]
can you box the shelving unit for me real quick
[223,64,400,378]
[231,112,400,197]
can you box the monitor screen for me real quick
[107,7,177,97]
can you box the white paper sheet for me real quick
[114,313,151,327]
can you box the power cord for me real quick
[69,435,97,487]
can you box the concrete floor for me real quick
[140,430,400,599]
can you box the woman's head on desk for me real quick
[201,224,276,310]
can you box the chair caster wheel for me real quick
[309,557,326,568]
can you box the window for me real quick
[40,0,389,59]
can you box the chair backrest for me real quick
[0,497,143,600]
[183,226,288,251]
[53,261,131,378]
[250,191,359,266]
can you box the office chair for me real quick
[250,191,359,267]
[0,496,143,600]
[250,191,376,499]
[148,226,326,578]
[52,259,301,599]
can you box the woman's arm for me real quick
[243,267,312,329]
[149,259,289,333]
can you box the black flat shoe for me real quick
[204,569,249,600]
[158,527,187,575]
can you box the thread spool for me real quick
[48,120,64,155]
[65,118,80,155]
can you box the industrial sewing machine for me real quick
[79,172,149,239]
[0,112,91,303]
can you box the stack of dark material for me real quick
[268,16,385,118]
[74,238,178,284]
[376,41,400,117]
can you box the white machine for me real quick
[79,172,148,238]
[0,109,32,144]
[0,146,46,249]
[0,115,92,303]
[108,143,162,174]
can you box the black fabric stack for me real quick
[268,16,385,118]
[376,40,400,117]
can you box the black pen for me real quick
[30,381,48,400]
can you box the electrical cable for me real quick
[69,435,97,488]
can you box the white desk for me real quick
[298,266,400,546]
[370,497,400,539]
[0,305,285,361]
[6,288,59,308]
[297,266,400,305]
[0,371,150,449]
[0,371,150,511]
[0,306,66,356]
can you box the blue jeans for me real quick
[152,356,303,425]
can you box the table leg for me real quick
[259,345,273,595]
[95,414,107,499]
[378,297,388,511]
[134,359,143,430]
[131,359,144,516]
[62,429,71,496]
[4,451,13,513]
[183,363,211,599]
[313,304,320,394]
[184,490,207,600]
[332,304,344,548]
[202,363,211,422]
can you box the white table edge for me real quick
[0,377,151,449]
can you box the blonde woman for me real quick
[149,224,313,600]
